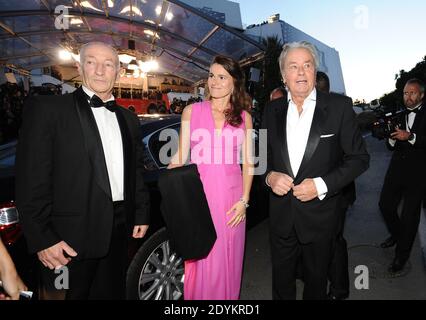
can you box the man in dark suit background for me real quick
[316,71,355,299]
[262,41,369,300]
[15,42,150,299]
[379,78,426,274]
[270,87,287,101]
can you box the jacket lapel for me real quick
[295,92,326,181]
[73,87,112,199]
[276,100,294,178]
[411,105,424,132]
[114,107,133,200]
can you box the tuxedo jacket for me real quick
[385,105,426,183]
[262,91,369,243]
[16,87,150,259]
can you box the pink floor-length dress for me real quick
[184,101,246,300]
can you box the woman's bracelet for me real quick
[239,197,249,208]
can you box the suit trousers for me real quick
[270,226,333,300]
[328,205,349,298]
[379,165,425,263]
[39,201,128,300]
[293,206,350,298]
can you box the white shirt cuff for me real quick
[388,138,396,147]
[313,177,328,200]
[408,133,416,145]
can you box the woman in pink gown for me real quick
[169,55,253,300]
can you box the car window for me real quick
[147,124,180,168]
[0,142,17,170]
[0,155,15,169]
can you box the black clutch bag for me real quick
[158,164,217,260]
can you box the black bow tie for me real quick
[89,94,117,112]
[407,107,421,115]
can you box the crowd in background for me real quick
[0,82,66,145]
[113,88,191,100]
[168,96,202,114]
[0,83,27,145]
[0,81,203,145]
[145,96,202,115]
[113,89,165,100]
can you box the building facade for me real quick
[181,0,346,94]
[245,18,346,94]
[181,0,243,29]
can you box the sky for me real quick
[232,0,426,102]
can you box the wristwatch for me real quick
[408,132,415,141]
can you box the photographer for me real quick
[379,78,426,274]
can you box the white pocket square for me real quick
[320,134,335,138]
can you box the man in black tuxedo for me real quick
[15,42,150,299]
[262,41,369,300]
[379,78,426,274]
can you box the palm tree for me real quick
[249,36,284,129]
[261,36,284,98]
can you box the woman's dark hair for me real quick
[206,55,252,127]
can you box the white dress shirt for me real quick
[287,89,328,200]
[388,104,421,147]
[82,86,124,201]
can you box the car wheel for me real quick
[126,227,185,300]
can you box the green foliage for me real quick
[380,56,426,108]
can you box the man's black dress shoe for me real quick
[327,292,348,300]
[380,236,396,248]
[388,258,406,273]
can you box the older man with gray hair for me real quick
[262,41,369,299]
[16,42,150,299]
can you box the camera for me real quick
[371,109,405,140]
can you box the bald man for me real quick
[16,42,150,299]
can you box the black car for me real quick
[0,114,268,300]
